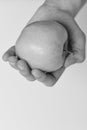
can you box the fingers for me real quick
[32,69,56,86]
[8,57,36,81]
[2,46,20,70]
[17,60,36,81]
[32,66,65,87]
[2,46,16,61]
[52,66,65,80]
[8,56,19,70]
[2,46,36,81]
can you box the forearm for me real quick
[45,0,87,17]
[25,0,87,26]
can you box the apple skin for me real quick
[15,20,68,72]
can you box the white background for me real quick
[0,0,87,130]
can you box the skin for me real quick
[2,0,86,87]
[46,0,87,17]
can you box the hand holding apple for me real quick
[2,3,86,87]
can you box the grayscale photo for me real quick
[0,0,87,130]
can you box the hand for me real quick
[2,45,65,86]
[58,11,86,68]
[31,9,86,87]
[2,46,36,81]
[2,4,86,87]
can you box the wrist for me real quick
[26,3,74,27]
[45,0,82,17]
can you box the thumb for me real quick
[64,53,77,68]
[64,48,86,68]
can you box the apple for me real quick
[15,20,68,72]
